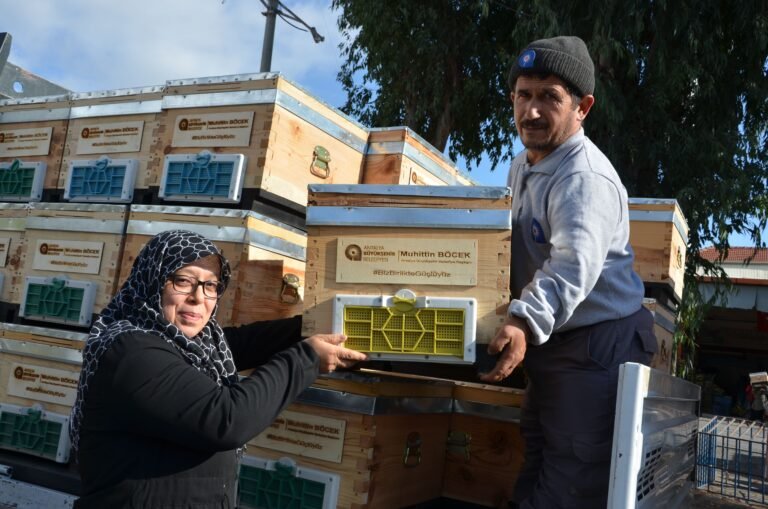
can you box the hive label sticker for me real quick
[8,363,79,407]
[251,410,346,463]
[337,237,478,286]
[171,111,254,148]
[76,121,144,154]
[32,239,104,275]
[0,127,52,157]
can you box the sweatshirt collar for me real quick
[521,128,585,174]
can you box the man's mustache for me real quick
[520,120,548,129]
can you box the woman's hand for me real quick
[304,334,368,373]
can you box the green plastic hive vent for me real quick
[24,280,85,321]
[0,408,63,461]
[238,462,326,509]
[0,160,36,197]
[343,305,465,358]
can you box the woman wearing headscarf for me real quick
[70,230,366,508]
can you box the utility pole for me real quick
[257,0,324,73]
[259,0,279,73]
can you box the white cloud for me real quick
[1,1,507,183]
[2,0,345,105]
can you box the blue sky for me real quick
[2,0,511,187]
[3,1,763,246]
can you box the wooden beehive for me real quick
[0,323,84,415]
[0,204,27,318]
[642,298,676,375]
[149,73,368,212]
[58,86,164,203]
[629,198,688,302]
[119,205,307,327]
[0,94,71,202]
[245,371,454,509]
[17,203,127,328]
[0,323,85,463]
[362,127,474,187]
[302,185,511,365]
[442,382,524,507]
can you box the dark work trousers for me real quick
[512,306,657,509]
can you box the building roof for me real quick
[700,246,768,264]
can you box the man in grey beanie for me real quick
[480,36,657,508]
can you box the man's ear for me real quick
[577,95,595,121]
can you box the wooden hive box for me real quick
[149,72,368,212]
[629,198,688,302]
[0,204,28,320]
[0,94,71,202]
[362,127,474,187]
[302,184,511,366]
[58,86,164,204]
[0,323,85,463]
[244,371,454,509]
[443,382,524,507]
[17,203,127,328]
[642,298,676,375]
[120,205,307,327]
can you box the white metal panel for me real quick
[609,362,701,509]
[0,476,75,508]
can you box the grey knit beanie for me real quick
[507,36,595,97]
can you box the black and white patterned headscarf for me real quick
[70,230,237,452]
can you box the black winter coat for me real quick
[74,316,318,509]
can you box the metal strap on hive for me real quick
[309,183,510,199]
[308,206,510,229]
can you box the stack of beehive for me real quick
[629,198,689,374]
[0,69,687,508]
[0,73,480,508]
[284,184,689,508]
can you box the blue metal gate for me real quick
[696,416,768,505]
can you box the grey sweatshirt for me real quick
[506,129,644,345]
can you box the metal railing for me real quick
[696,416,768,505]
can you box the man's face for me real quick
[511,74,594,164]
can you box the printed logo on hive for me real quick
[345,244,362,261]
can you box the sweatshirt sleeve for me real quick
[508,171,622,344]
[102,331,319,451]
[224,315,303,370]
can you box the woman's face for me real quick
[161,258,221,339]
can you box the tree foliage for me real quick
[334,0,768,377]
[333,1,522,166]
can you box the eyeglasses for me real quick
[167,274,225,299]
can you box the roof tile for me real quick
[699,246,768,263]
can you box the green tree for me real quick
[334,1,524,166]
[334,0,768,377]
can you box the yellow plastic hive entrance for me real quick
[342,305,465,358]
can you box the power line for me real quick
[258,0,324,72]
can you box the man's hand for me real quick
[304,334,368,373]
[478,315,530,382]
